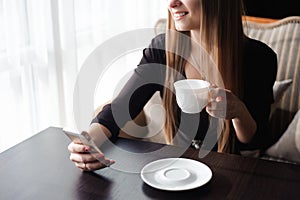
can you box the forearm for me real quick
[232,102,257,143]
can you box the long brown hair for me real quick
[163,0,246,153]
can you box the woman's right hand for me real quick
[68,141,115,171]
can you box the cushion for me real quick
[265,109,300,163]
[273,79,293,102]
[270,79,293,117]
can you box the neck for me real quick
[190,29,200,41]
[190,30,201,55]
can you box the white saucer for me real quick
[141,158,212,191]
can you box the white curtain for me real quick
[0,0,167,152]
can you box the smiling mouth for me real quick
[173,12,189,19]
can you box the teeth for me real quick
[174,12,186,17]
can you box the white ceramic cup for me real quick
[174,79,210,114]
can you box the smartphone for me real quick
[63,127,113,167]
[63,127,102,154]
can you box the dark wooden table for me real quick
[1,127,300,200]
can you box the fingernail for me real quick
[105,160,115,167]
[216,96,222,102]
[97,154,104,159]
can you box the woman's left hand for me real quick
[206,86,244,120]
[206,86,257,143]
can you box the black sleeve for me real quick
[240,39,278,150]
[91,34,166,140]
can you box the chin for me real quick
[175,25,188,32]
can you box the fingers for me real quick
[75,160,104,171]
[68,142,90,153]
[75,159,116,171]
[70,151,100,163]
[68,141,115,171]
[70,151,115,171]
[209,87,226,101]
[207,87,227,118]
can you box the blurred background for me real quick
[0,0,166,152]
[243,0,300,19]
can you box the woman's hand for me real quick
[206,86,257,143]
[68,123,115,171]
[68,140,115,172]
[206,86,243,120]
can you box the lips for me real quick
[173,12,189,20]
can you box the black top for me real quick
[92,34,277,152]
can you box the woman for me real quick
[68,0,277,171]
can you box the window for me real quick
[0,0,167,152]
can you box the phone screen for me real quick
[62,128,101,154]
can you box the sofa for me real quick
[243,16,300,163]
